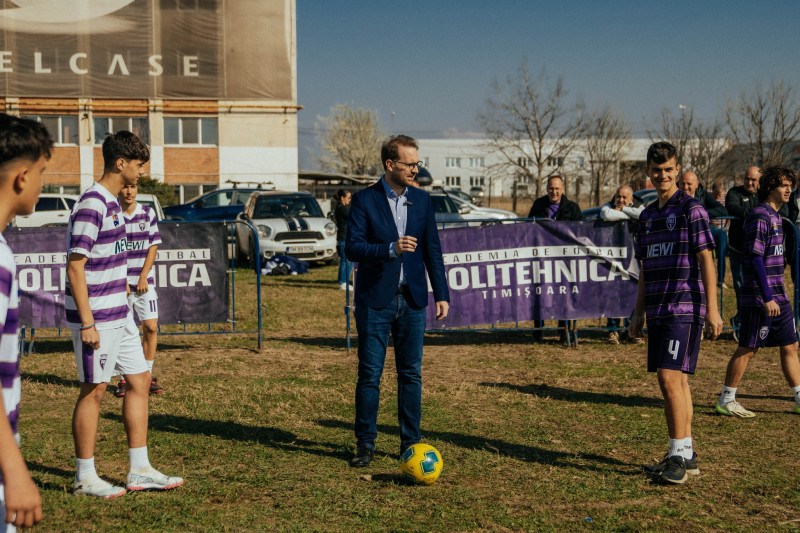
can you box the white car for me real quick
[444,193,518,225]
[13,193,78,227]
[234,191,337,265]
[136,193,165,220]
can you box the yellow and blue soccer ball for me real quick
[400,443,443,485]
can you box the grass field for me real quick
[15,264,800,531]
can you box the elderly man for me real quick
[601,185,645,344]
[528,175,582,343]
[678,172,728,219]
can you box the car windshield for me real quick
[431,195,459,214]
[254,196,323,218]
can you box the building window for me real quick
[469,176,485,186]
[23,115,79,145]
[445,176,461,186]
[164,117,218,145]
[577,157,584,167]
[546,156,564,167]
[423,157,430,167]
[469,157,484,168]
[94,116,149,145]
[517,157,533,167]
[445,157,461,168]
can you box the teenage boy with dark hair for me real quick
[66,131,182,499]
[716,166,800,418]
[0,114,51,530]
[630,141,722,484]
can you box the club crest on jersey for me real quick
[666,214,676,231]
[772,222,779,236]
[645,220,652,233]
[99,353,108,369]
[759,326,769,340]
[139,223,146,231]
[112,214,119,227]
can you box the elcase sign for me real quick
[0,0,293,99]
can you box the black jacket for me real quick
[528,195,583,221]
[692,183,728,219]
[725,185,757,255]
[334,202,349,241]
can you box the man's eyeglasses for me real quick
[393,160,423,170]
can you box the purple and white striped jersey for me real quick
[0,233,21,481]
[123,203,161,286]
[65,183,130,330]
[741,203,787,308]
[635,189,715,325]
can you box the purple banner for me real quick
[425,221,639,328]
[6,222,229,328]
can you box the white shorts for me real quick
[128,285,158,322]
[0,485,17,533]
[72,314,148,384]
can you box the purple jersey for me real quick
[635,189,715,325]
[0,234,20,484]
[741,203,787,308]
[65,183,130,330]
[123,203,161,286]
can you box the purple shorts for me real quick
[739,302,798,349]
[647,322,702,374]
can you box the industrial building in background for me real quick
[0,0,298,203]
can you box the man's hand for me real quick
[136,277,149,295]
[628,312,644,339]
[705,309,723,340]
[394,235,417,255]
[4,472,43,528]
[435,301,449,321]
[81,326,100,350]
[764,299,780,317]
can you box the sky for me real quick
[296,0,800,170]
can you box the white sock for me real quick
[76,457,97,482]
[668,438,684,458]
[146,360,154,372]
[129,446,151,473]
[719,385,736,405]
[792,385,800,403]
[682,437,693,459]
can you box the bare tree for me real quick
[585,106,631,205]
[477,62,586,211]
[316,104,385,175]
[645,104,694,168]
[724,79,800,168]
[685,118,733,187]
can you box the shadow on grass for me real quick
[481,381,664,408]
[26,462,85,491]
[101,413,353,462]
[272,279,340,288]
[22,372,80,388]
[19,339,72,354]
[317,419,634,474]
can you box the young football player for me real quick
[629,142,722,484]
[0,114,52,530]
[113,182,163,398]
[716,166,800,417]
[66,131,182,499]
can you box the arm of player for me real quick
[749,254,779,317]
[66,253,100,349]
[628,264,646,339]
[137,244,158,295]
[697,249,723,339]
[0,395,42,529]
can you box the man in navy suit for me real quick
[345,135,450,467]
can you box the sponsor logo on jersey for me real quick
[646,242,674,258]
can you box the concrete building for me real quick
[0,1,298,203]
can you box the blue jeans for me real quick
[337,241,352,285]
[354,292,426,450]
[729,250,744,321]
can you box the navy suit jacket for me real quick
[345,180,450,309]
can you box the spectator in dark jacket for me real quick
[334,189,352,290]
[527,175,583,221]
[528,175,582,344]
[678,171,728,218]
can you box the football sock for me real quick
[129,446,151,473]
[682,437,693,459]
[719,385,736,405]
[147,360,154,372]
[76,457,97,482]
[668,438,684,458]
[791,385,800,403]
